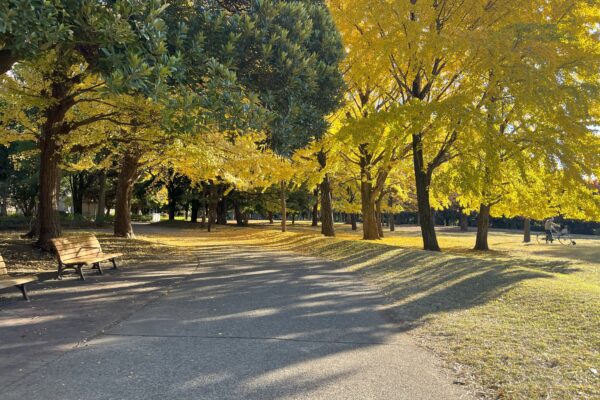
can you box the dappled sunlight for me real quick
[102,222,599,399]
[1,223,598,398]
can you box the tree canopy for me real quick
[0,0,598,251]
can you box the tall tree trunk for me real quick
[216,196,227,225]
[207,204,216,232]
[70,173,86,216]
[311,188,319,227]
[96,172,106,225]
[317,152,335,237]
[190,199,200,223]
[36,122,61,250]
[234,197,244,226]
[280,180,287,233]
[114,149,140,238]
[320,183,335,237]
[34,62,78,249]
[388,196,395,232]
[200,184,207,228]
[459,209,469,231]
[412,133,440,251]
[0,196,7,216]
[474,203,491,251]
[376,197,384,238]
[523,218,531,243]
[167,182,176,221]
[350,214,357,231]
[207,185,218,232]
[360,181,380,240]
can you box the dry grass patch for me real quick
[0,230,197,275]
[143,223,598,400]
[1,222,598,399]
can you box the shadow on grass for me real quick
[0,223,591,399]
[248,232,584,332]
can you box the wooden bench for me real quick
[51,235,123,280]
[0,254,37,300]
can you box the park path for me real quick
[1,244,470,400]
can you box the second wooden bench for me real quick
[51,235,123,280]
[0,254,37,300]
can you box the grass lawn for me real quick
[1,221,598,399]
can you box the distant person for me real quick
[544,217,560,243]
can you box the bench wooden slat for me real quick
[62,252,123,266]
[0,255,7,276]
[0,254,36,299]
[0,276,37,288]
[51,235,103,264]
[50,235,122,280]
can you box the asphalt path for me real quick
[1,245,470,399]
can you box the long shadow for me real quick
[0,234,583,399]
[0,253,204,387]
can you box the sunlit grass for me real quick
[139,221,599,399]
[1,221,598,399]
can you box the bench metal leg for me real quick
[16,284,29,301]
[92,262,103,275]
[56,263,64,280]
[77,265,85,280]
[111,258,118,270]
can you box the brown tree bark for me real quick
[311,188,319,227]
[350,214,357,231]
[280,180,287,232]
[474,203,491,251]
[234,197,245,226]
[216,197,228,225]
[167,181,177,221]
[207,204,216,232]
[200,184,207,228]
[321,188,335,237]
[318,152,335,237]
[70,172,91,216]
[376,197,384,238]
[36,134,62,250]
[190,199,200,223]
[459,209,469,231]
[114,149,141,238]
[267,211,274,224]
[387,196,395,232]
[0,196,7,216]
[207,185,219,232]
[360,180,380,240]
[412,133,440,251]
[523,218,531,243]
[96,171,107,225]
[32,67,77,248]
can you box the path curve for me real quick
[2,245,471,399]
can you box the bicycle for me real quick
[536,227,576,245]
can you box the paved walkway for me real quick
[0,245,470,399]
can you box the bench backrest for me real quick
[51,235,103,264]
[0,254,7,276]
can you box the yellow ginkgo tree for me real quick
[327,0,600,250]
